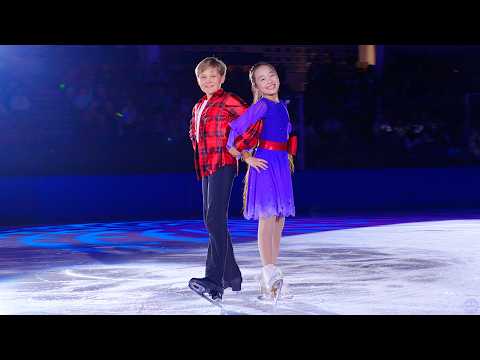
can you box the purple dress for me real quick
[227,97,295,220]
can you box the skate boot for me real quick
[222,277,242,292]
[267,265,284,304]
[256,270,271,300]
[260,264,284,304]
[189,277,224,306]
[273,267,292,299]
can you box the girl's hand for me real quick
[245,156,268,172]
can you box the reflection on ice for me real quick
[1,219,480,314]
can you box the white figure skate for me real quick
[258,264,284,305]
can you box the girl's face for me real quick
[197,67,225,97]
[253,65,280,97]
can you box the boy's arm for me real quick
[234,120,263,153]
[225,93,249,119]
[286,122,298,156]
[188,106,196,150]
[226,99,267,151]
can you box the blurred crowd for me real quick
[303,55,476,168]
[1,46,480,175]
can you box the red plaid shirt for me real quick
[189,88,262,179]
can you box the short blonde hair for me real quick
[195,57,227,77]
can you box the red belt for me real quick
[258,139,288,151]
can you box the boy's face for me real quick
[197,67,225,97]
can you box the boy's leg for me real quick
[189,176,224,300]
[204,165,237,288]
[203,176,217,283]
[223,232,242,290]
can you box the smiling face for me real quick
[197,66,225,98]
[252,64,280,98]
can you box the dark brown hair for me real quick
[249,62,278,103]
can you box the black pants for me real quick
[202,165,241,286]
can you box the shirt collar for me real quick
[200,88,225,102]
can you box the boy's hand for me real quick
[228,146,241,158]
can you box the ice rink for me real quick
[1,214,479,315]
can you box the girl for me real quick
[226,62,297,302]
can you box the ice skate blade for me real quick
[189,281,224,309]
[189,281,206,294]
[271,279,283,306]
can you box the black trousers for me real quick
[202,165,242,286]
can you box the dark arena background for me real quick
[1,45,480,315]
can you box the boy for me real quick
[188,57,261,301]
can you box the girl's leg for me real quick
[258,216,276,266]
[271,216,285,265]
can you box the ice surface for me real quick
[1,219,480,314]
